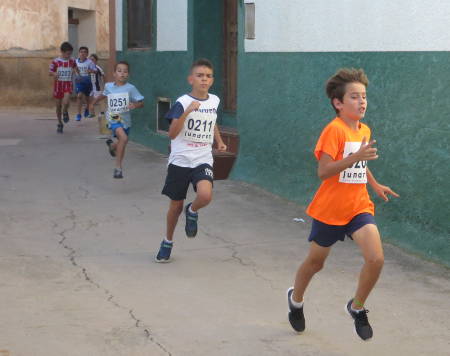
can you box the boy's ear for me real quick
[332,97,343,111]
[187,74,193,85]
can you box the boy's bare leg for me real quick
[166,200,184,241]
[62,93,70,114]
[114,128,128,169]
[191,180,213,212]
[77,93,84,115]
[55,99,63,125]
[351,224,384,309]
[292,241,331,303]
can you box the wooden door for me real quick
[223,0,238,112]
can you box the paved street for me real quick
[0,107,449,356]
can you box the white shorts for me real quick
[90,90,102,98]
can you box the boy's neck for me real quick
[338,115,359,131]
[114,80,127,86]
[189,89,208,100]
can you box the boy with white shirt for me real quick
[156,58,227,263]
[75,46,97,121]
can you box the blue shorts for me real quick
[75,79,93,96]
[109,122,130,137]
[308,213,376,247]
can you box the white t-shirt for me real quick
[167,94,220,168]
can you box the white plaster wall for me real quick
[157,0,187,51]
[245,0,450,52]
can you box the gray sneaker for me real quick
[113,168,123,179]
[345,299,373,341]
[184,203,198,238]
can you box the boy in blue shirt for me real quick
[91,61,144,178]
[155,58,227,262]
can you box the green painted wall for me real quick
[232,50,450,266]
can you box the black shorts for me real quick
[161,163,214,201]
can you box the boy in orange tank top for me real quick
[287,68,399,341]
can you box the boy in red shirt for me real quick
[49,42,78,133]
[287,68,399,340]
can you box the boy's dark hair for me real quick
[115,61,130,71]
[90,53,99,61]
[326,68,369,114]
[79,46,89,53]
[191,58,213,72]
[60,42,73,52]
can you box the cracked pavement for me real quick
[0,108,449,356]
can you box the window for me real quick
[157,97,171,132]
[245,3,255,40]
[128,0,152,49]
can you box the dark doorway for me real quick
[223,0,237,112]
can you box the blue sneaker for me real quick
[84,108,89,118]
[185,203,198,238]
[62,111,69,123]
[76,114,82,121]
[155,240,173,263]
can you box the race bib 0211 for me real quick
[182,111,216,144]
[107,92,130,114]
[57,67,72,82]
[339,141,368,184]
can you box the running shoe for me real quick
[113,168,123,179]
[287,287,305,332]
[62,111,69,123]
[184,203,198,238]
[76,114,82,121]
[345,299,373,341]
[106,139,116,157]
[84,108,89,118]
[155,240,173,263]
[57,124,63,134]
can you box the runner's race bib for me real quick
[183,110,216,144]
[339,142,368,184]
[78,63,89,76]
[57,67,72,82]
[107,93,130,114]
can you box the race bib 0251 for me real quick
[339,141,368,184]
[183,111,216,144]
[107,92,130,114]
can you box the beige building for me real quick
[0,0,112,106]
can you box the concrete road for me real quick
[0,108,449,356]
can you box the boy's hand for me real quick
[186,101,201,113]
[217,142,227,152]
[373,183,400,202]
[354,137,378,162]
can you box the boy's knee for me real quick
[366,254,384,268]
[170,201,184,215]
[197,191,212,205]
[307,258,325,273]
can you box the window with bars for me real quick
[127,0,152,49]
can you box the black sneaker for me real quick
[106,139,116,157]
[113,168,123,179]
[57,124,63,133]
[155,240,173,263]
[345,299,373,341]
[184,203,198,238]
[63,111,69,123]
[287,287,305,332]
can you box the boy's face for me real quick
[114,64,129,83]
[188,65,214,93]
[79,49,88,60]
[61,50,72,59]
[89,56,97,64]
[334,82,367,121]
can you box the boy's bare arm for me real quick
[167,101,200,139]
[214,125,227,151]
[367,168,399,201]
[317,137,378,180]
[129,101,144,110]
